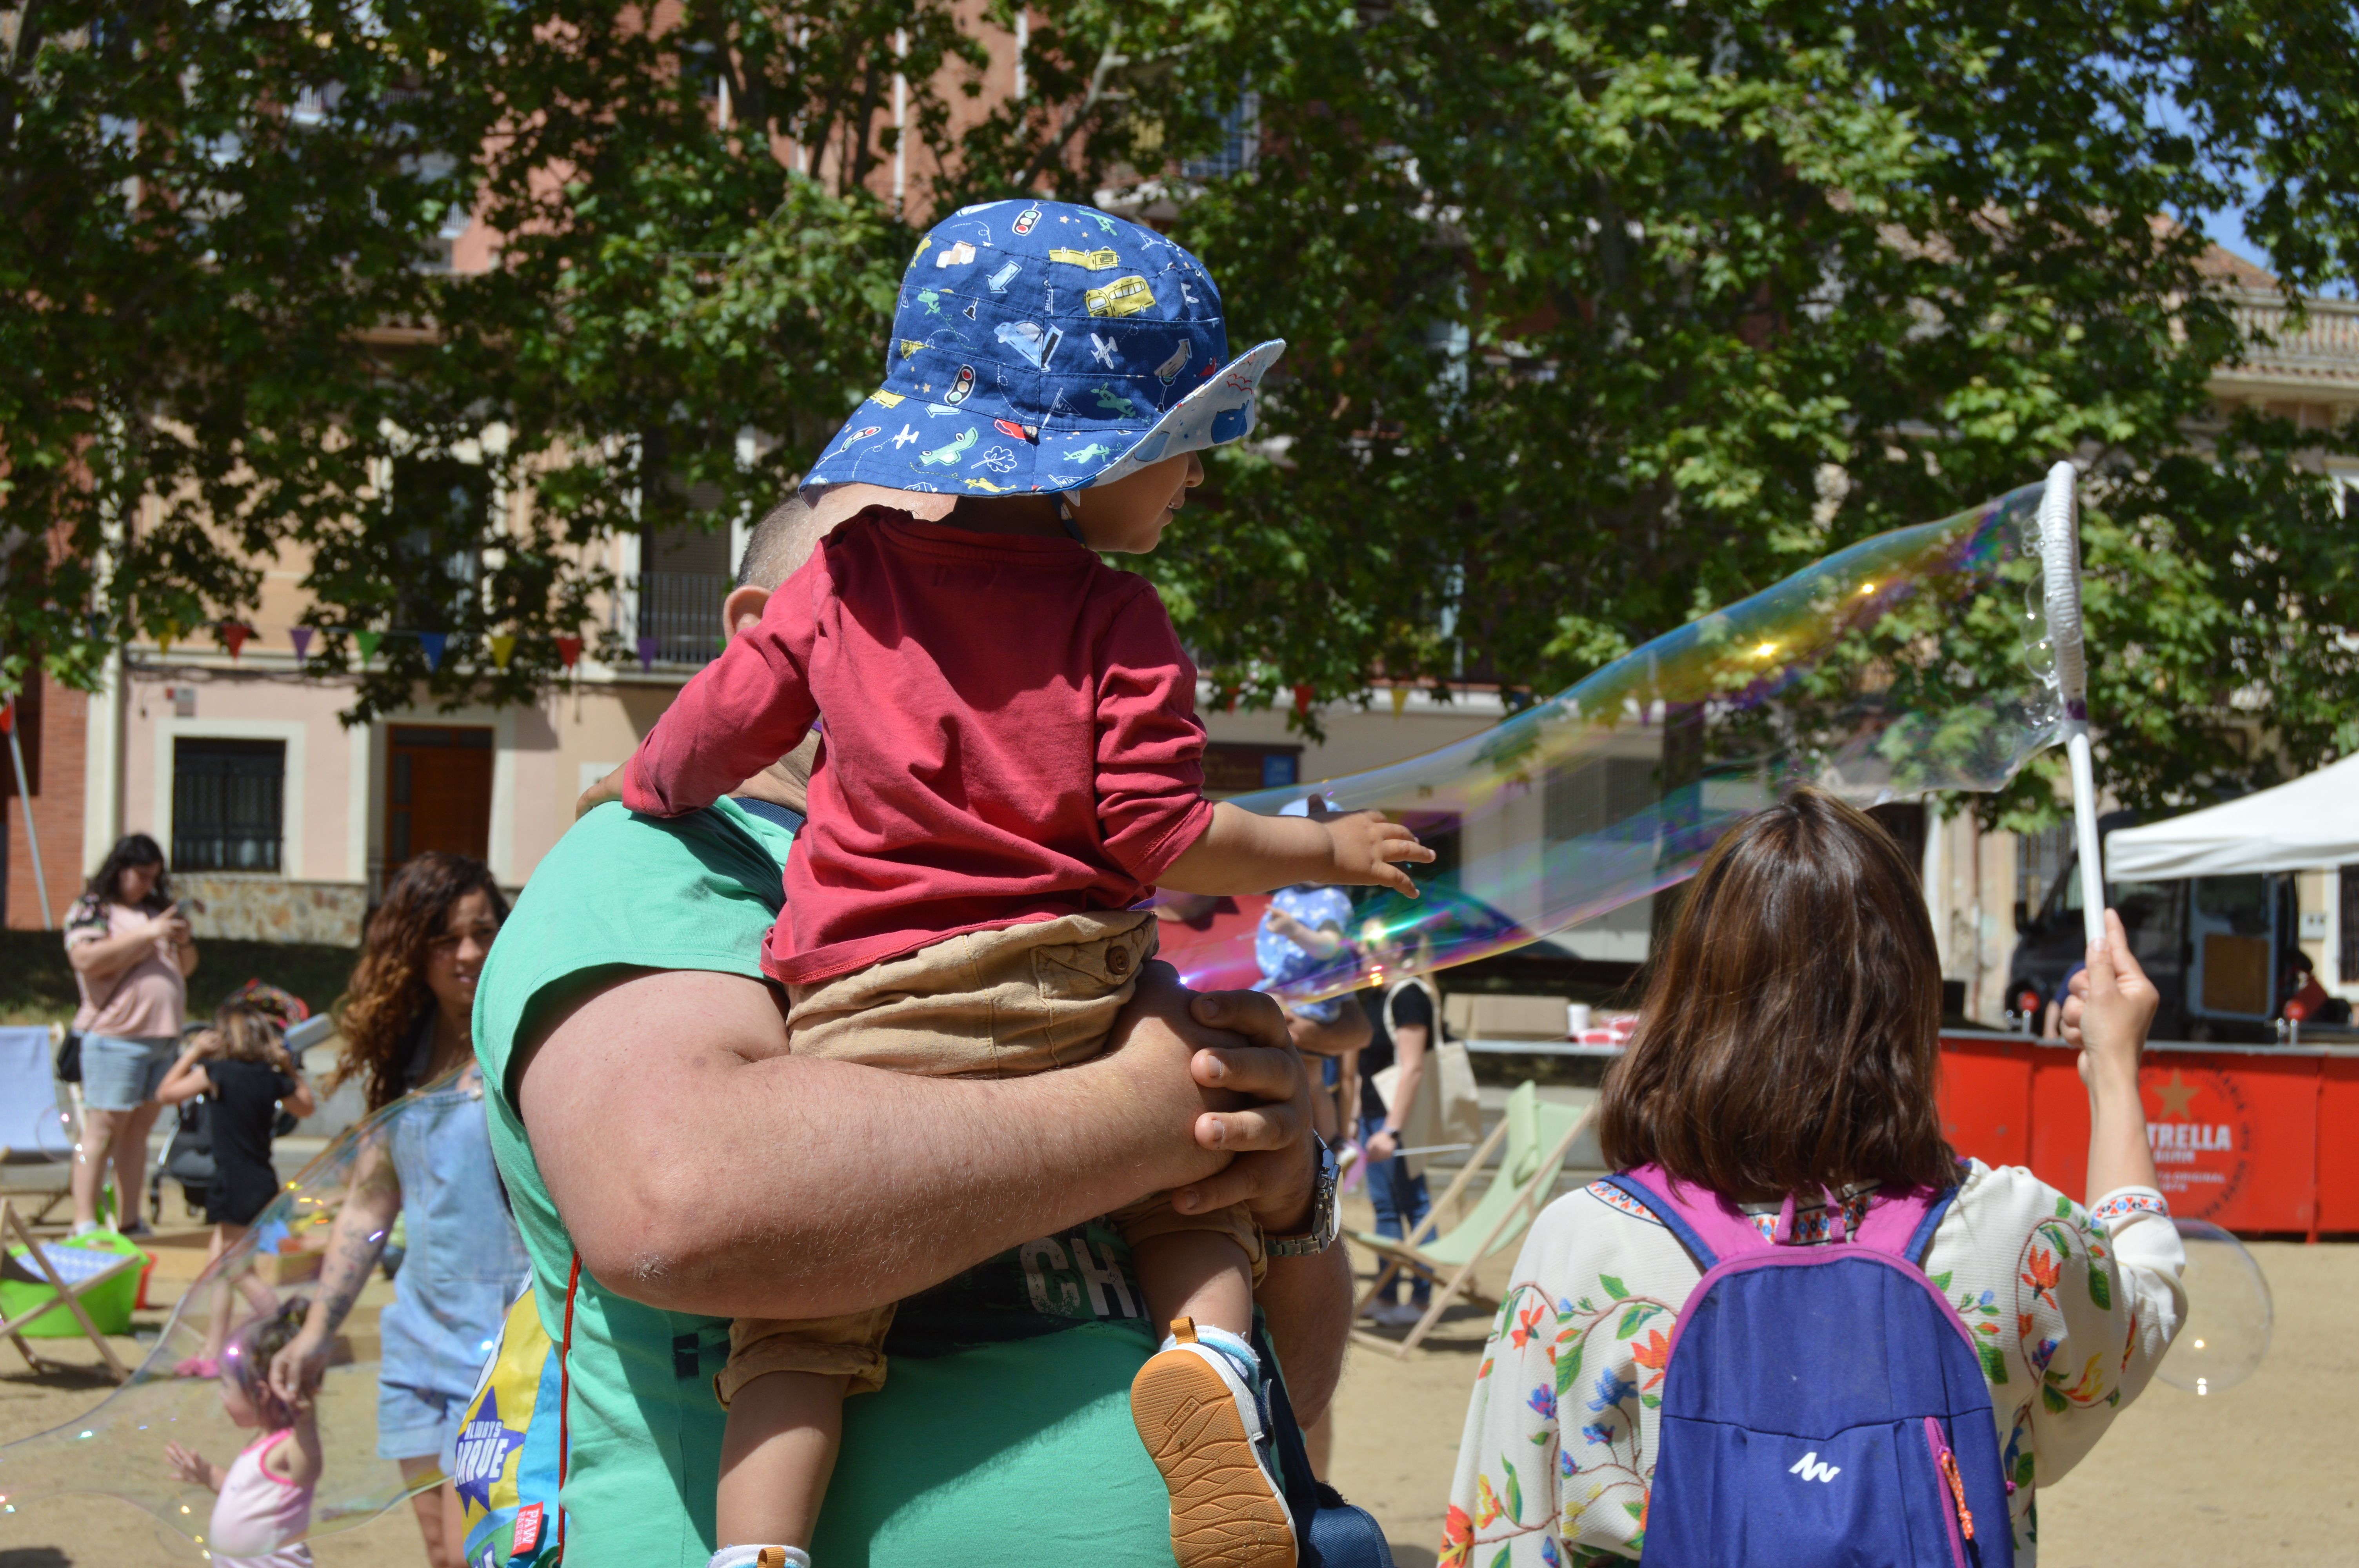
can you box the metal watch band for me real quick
[1263,1134,1339,1257]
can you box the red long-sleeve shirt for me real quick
[620,508,1215,985]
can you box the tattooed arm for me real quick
[268,1134,402,1404]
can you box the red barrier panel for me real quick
[1940,1033,2347,1238]
[2317,1056,2359,1234]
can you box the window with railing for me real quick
[173,739,284,872]
[634,571,731,664]
[628,519,732,665]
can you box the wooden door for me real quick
[387,726,493,870]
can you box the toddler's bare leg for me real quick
[1128,1231,1293,1567]
[716,1371,849,1550]
[1129,1229,1253,1339]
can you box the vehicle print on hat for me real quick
[1084,276,1154,318]
[803,198,1283,500]
[995,320,1062,369]
[918,428,977,467]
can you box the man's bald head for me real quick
[736,495,822,592]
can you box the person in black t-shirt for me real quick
[1356,978,1438,1327]
[158,1001,317,1371]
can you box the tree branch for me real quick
[1015,26,1125,192]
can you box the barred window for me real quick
[173,738,284,873]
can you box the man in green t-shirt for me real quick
[473,501,1348,1568]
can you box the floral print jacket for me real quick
[1443,1161,2185,1566]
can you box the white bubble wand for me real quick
[2037,459,2104,944]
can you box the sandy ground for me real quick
[3,1189,2351,1567]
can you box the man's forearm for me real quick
[1259,1244,1352,1428]
[520,967,1247,1320]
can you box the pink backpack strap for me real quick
[1608,1165,1771,1268]
[1608,1164,1956,1269]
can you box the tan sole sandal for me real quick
[1130,1317,1298,1568]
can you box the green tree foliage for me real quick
[4,0,2354,817]
[1153,0,2359,818]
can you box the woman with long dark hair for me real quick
[65,832,197,1234]
[265,851,527,1568]
[1444,790,2187,1566]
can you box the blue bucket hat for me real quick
[802,199,1285,497]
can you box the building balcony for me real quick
[2215,288,2359,408]
[624,571,731,666]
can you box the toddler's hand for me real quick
[164,1439,217,1490]
[575,766,626,819]
[1319,811,1435,897]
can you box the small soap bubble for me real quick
[2156,1218,2272,1395]
[1163,483,2065,1004]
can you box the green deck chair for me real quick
[1348,1080,1591,1358]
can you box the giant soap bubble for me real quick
[2156,1218,2273,1395]
[0,1076,481,1556]
[1161,481,2069,1004]
[2,482,2076,1556]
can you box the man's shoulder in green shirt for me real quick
[473,800,1172,1568]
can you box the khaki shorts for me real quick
[716,911,1265,1408]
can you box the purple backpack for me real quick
[1601,1166,2013,1568]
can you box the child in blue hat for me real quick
[616,199,1431,1568]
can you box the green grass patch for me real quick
[0,929,361,1029]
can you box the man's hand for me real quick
[1318,810,1435,898]
[576,766,625,819]
[1149,986,1320,1236]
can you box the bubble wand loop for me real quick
[2036,460,2104,946]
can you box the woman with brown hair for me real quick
[64,832,198,1234]
[1443,789,2187,1567]
[265,851,529,1568]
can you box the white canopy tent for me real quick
[2106,753,2359,880]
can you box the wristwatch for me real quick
[1264,1135,1339,1257]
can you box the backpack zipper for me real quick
[1923,1415,1974,1566]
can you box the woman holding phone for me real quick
[64,833,198,1236]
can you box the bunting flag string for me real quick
[1390,683,1410,717]
[125,624,614,678]
[1292,682,1315,717]
[635,636,661,672]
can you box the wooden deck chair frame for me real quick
[1350,1102,1592,1359]
[0,1201,134,1382]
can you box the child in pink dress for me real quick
[165,1300,323,1568]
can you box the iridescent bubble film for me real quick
[0,1084,471,1555]
[1166,481,2069,1003]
